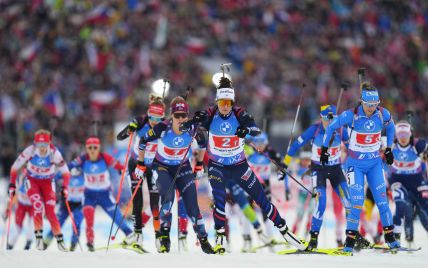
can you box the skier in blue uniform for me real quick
[389,121,428,246]
[180,77,306,253]
[321,83,400,252]
[283,104,351,250]
[135,96,214,254]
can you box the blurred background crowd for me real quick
[1,0,428,178]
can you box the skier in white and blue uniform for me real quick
[321,83,400,252]
[389,121,428,245]
[283,104,351,250]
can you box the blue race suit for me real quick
[139,120,208,238]
[323,105,395,231]
[287,122,351,233]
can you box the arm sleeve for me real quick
[53,150,70,187]
[322,110,353,147]
[236,108,261,136]
[414,139,427,154]
[68,155,84,170]
[102,153,124,171]
[139,121,167,150]
[195,129,207,149]
[382,108,395,148]
[287,124,318,157]
[10,146,33,184]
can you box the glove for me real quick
[320,146,329,166]
[134,161,146,180]
[235,126,250,138]
[384,147,394,165]
[179,120,194,133]
[193,110,208,123]
[277,163,288,181]
[193,161,205,179]
[285,188,291,201]
[8,183,16,198]
[61,186,68,200]
[128,119,138,132]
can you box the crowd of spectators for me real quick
[1,0,428,176]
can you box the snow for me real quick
[1,179,427,268]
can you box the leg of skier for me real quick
[366,161,399,249]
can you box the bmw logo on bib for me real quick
[364,120,375,131]
[173,136,184,147]
[220,122,232,134]
[398,152,408,161]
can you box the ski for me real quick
[95,243,149,254]
[277,248,352,256]
[252,241,290,251]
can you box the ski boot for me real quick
[241,234,254,253]
[55,234,67,252]
[159,227,171,253]
[155,231,162,253]
[198,236,215,254]
[70,241,77,252]
[277,222,306,250]
[373,233,383,245]
[342,230,357,253]
[213,227,226,254]
[24,240,32,250]
[178,231,188,252]
[123,229,144,248]
[35,230,46,251]
[384,226,400,250]
[87,242,95,252]
[336,239,344,247]
[6,243,13,250]
[355,232,371,250]
[306,231,319,251]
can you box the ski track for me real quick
[0,180,427,268]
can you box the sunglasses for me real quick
[87,146,100,151]
[217,99,232,107]
[173,113,188,119]
[362,100,380,108]
[35,142,49,148]
[148,116,163,122]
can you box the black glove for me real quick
[384,147,394,165]
[277,163,288,180]
[320,146,329,166]
[128,119,138,132]
[179,120,194,133]
[235,126,249,138]
[193,110,208,123]
[8,183,16,198]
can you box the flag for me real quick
[20,41,40,62]
[43,90,65,117]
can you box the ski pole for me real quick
[358,68,366,97]
[64,199,83,251]
[336,82,349,114]
[247,141,315,197]
[284,83,306,157]
[111,176,144,240]
[2,197,14,250]
[106,132,134,251]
